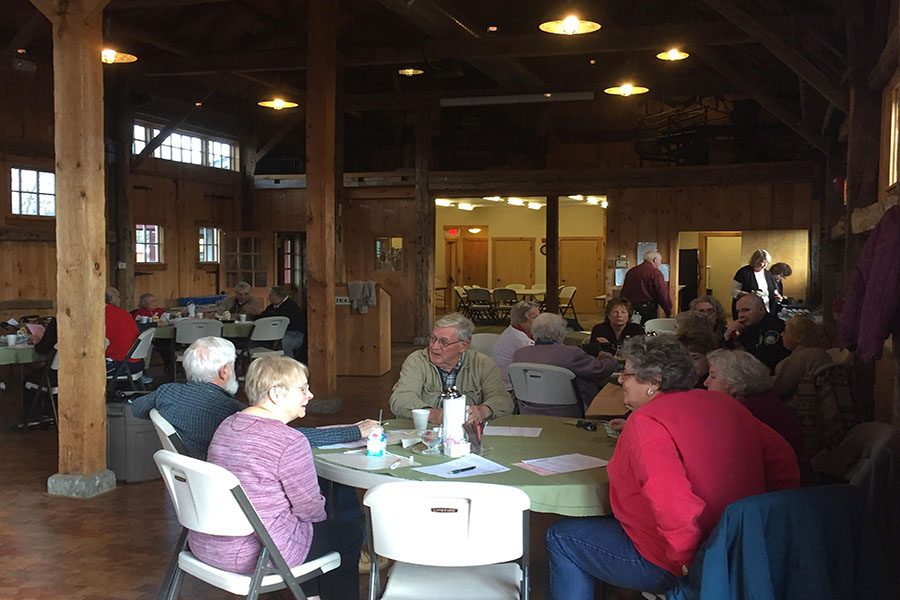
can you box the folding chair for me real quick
[469,333,501,357]
[22,347,59,430]
[505,284,526,294]
[244,316,290,361]
[644,318,677,335]
[558,286,578,322]
[153,449,340,600]
[453,286,470,316]
[508,362,583,418]
[364,481,530,600]
[172,319,223,381]
[107,328,156,393]
[466,288,496,324]
[492,288,518,321]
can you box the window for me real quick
[10,168,55,217]
[136,224,163,263]
[132,121,239,171]
[199,227,220,263]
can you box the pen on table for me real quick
[450,466,476,474]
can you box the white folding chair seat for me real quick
[246,316,290,360]
[645,318,677,334]
[364,481,530,600]
[153,449,340,600]
[508,362,582,418]
[470,333,501,357]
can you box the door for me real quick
[699,232,741,312]
[678,248,699,312]
[559,237,604,316]
[276,232,306,305]
[461,238,488,287]
[492,238,535,288]
[220,231,273,298]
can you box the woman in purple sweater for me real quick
[188,356,362,600]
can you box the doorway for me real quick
[697,231,741,312]
[559,237,604,317]
[276,232,306,305]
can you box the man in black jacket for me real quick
[260,286,307,359]
[725,294,790,372]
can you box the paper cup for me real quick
[5,334,17,347]
[412,408,430,433]
[238,314,247,322]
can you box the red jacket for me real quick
[608,389,800,576]
[106,303,139,362]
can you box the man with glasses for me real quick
[390,313,513,423]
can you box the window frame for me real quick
[135,223,164,265]
[198,226,221,264]
[10,166,56,219]
[132,120,239,172]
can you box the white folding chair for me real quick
[470,333,501,357]
[173,319,224,380]
[23,346,59,428]
[505,284,526,293]
[558,286,578,321]
[364,481,530,600]
[246,316,290,360]
[153,449,340,600]
[508,362,582,418]
[107,328,156,392]
[645,318,677,335]
[149,408,189,455]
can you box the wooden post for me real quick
[112,76,136,309]
[544,195,560,314]
[31,0,115,497]
[414,106,435,342]
[305,0,338,397]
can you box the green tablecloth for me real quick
[0,345,40,366]
[153,321,255,340]
[315,414,615,517]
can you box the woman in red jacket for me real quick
[546,335,800,599]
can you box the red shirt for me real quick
[131,307,165,319]
[106,303,139,362]
[620,261,672,315]
[607,389,800,575]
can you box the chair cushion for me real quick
[380,562,522,600]
[178,550,340,595]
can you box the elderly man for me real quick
[725,294,790,372]
[133,336,376,459]
[492,301,540,391]
[513,313,618,414]
[260,286,307,359]
[620,250,672,324]
[390,312,513,423]
[221,281,264,317]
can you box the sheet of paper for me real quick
[483,426,542,438]
[411,454,510,479]
[520,453,608,474]
[5,319,18,326]
[317,430,415,450]
[317,450,407,471]
[511,461,557,476]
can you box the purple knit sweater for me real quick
[188,412,327,574]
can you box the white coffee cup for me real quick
[5,334,17,347]
[412,408,430,433]
[238,314,247,322]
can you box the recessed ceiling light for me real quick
[487,25,499,33]
[398,67,424,76]
[568,194,584,201]
[482,196,503,202]
[435,198,453,207]
[467,227,482,234]
[457,202,475,211]
[589,58,597,65]
[539,15,601,35]
[527,202,543,210]
[194,101,203,107]
[506,197,525,206]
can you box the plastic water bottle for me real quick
[366,425,386,456]
[187,302,196,318]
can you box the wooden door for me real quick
[461,238,488,287]
[220,231,273,299]
[492,238,535,288]
[559,237,604,316]
[698,231,741,311]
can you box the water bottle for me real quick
[187,302,196,318]
[366,425,386,456]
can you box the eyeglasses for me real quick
[428,335,465,349]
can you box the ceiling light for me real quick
[600,197,609,209]
[506,197,525,206]
[585,196,600,205]
[435,198,453,207]
[539,15,601,35]
[194,101,203,107]
[398,67,424,76]
[527,202,543,210]
[604,82,649,97]
[589,58,597,65]
[487,25,499,33]
[457,202,475,211]
[258,97,299,110]
[467,227,482,234]
[482,196,503,202]
[568,194,584,201]
[101,48,138,64]
[16,48,26,56]
[657,48,690,61]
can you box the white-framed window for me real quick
[10,167,55,217]
[132,121,239,171]
[136,224,163,263]
[199,226,220,263]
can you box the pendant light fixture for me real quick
[539,15,600,35]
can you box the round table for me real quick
[314,415,616,517]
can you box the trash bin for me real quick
[107,400,161,482]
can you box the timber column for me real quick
[31,0,115,497]
[306,0,339,399]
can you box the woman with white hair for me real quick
[730,249,777,319]
[188,356,362,600]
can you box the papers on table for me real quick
[317,450,407,471]
[5,319,18,327]
[412,454,510,479]
[483,426,542,438]
[516,453,608,476]
[318,429,416,450]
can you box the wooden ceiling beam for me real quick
[4,13,47,54]
[254,110,305,162]
[108,0,237,8]
[698,0,848,112]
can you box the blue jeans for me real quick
[546,517,677,600]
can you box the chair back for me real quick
[128,328,156,361]
[149,409,190,455]
[50,346,60,371]
[454,286,468,302]
[364,481,529,567]
[505,284,526,293]
[249,316,290,343]
[467,287,492,304]
[645,318,677,334]
[492,288,518,305]
[532,284,546,292]
[470,333,500,356]
[508,362,579,407]
[559,286,576,301]
[154,449,255,537]
[175,319,223,344]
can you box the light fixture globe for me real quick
[603,82,649,96]
[656,48,690,61]
[101,48,137,64]
[398,67,424,76]
[539,15,600,35]
[258,97,299,110]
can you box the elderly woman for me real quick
[705,349,807,470]
[689,294,727,341]
[582,298,644,357]
[514,313,617,415]
[730,249,777,318]
[545,336,799,599]
[188,356,362,600]
[772,316,832,400]
[768,262,793,313]
[677,329,719,386]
